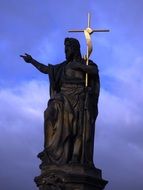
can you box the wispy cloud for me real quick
[0,80,48,190]
[0,73,143,190]
[95,86,143,190]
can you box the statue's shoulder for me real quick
[48,61,66,69]
[89,60,98,68]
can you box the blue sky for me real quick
[0,0,143,190]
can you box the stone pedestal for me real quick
[34,164,108,190]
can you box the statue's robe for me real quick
[43,60,100,165]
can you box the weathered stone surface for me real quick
[34,164,108,190]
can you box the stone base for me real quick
[34,164,108,190]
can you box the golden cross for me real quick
[69,13,110,86]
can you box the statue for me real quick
[21,37,100,166]
[20,13,109,190]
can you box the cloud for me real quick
[0,72,143,190]
[92,25,143,189]
[95,93,143,190]
[0,80,48,190]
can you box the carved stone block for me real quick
[35,164,108,190]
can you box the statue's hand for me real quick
[20,53,33,63]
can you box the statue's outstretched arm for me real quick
[20,53,49,74]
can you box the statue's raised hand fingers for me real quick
[25,53,31,57]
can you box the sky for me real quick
[0,0,143,190]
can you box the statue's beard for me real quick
[66,53,74,62]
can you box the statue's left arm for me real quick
[71,61,98,75]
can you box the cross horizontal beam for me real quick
[69,29,110,32]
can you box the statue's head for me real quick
[64,38,82,61]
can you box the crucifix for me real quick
[69,13,110,87]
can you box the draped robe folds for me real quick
[43,60,100,165]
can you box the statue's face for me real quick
[65,42,74,61]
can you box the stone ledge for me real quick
[34,164,108,190]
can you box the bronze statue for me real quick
[21,37,100,166]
